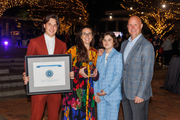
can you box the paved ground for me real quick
[0,45,180,120]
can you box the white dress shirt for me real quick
[123,33,142,63]
[44,33,55,55]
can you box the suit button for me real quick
[124,69,126,70]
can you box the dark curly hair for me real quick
[99,31,119,48]
[76,25,95,63]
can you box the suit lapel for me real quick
[105,48,115,70]
[121,41,129,54]
[98,52,106,75]
[125,35,143,64]
[102,52,106,68]
[41,35,49,55]
[53,37,58,54]
[121,40,128,65]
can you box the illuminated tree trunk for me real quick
[0,0,89,33]
[121,0,180,37]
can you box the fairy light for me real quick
[162,4,166,8]
[0,0,89,33]
[121,0,180,37]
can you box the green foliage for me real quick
[15,9,29,20]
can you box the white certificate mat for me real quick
[25,54,72,95]
[33,61,65,87]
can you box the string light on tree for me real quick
[120,0,180,38]
[0,0,39,17]
[162,4,166,8]
[0,0,89,33]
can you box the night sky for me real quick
[2,0,123,21]
[2,0,124,31]
[82,0,123,24]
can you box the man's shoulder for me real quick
[122,40,128,45]
[113,50,122,61]
[29,35,44,43]
[141,35,153,45]
[140,36,154,52]
[55,37,66,45]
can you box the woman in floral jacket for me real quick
[61,25,99,120]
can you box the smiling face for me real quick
[103,35,114,51]
[44,18,58,38]
[127,16,143,40]
[80,28,93,46]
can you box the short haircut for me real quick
[128,15,143,25]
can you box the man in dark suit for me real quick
[23,14,67,120]
[120,15,155,120]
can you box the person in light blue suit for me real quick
[93,32,123,120]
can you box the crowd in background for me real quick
[1,26,180,68]
[146,34,180,69]
[55,31,180,69]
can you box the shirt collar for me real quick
[44,33,55,41]
[128,33,142,44]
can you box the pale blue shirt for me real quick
[123,33,142,63]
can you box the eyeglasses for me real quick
[81,33,93,36]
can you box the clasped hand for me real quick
[94,95,101,103]
[97,89,106,96]
[134,96,144,104]
[79,67,98,78]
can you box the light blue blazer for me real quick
[94,48,123,102]
[120,35,155,100]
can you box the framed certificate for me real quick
[25,54,72,95]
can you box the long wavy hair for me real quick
[76,25,95,63]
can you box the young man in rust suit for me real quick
[23,14,67,120]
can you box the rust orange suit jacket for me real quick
[26,34,67,56]
[25,34,67,71]
[25,35,66,120]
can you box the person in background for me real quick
[162,36,173,68]
[94,32,100,48]
[70,32,76,46]
[172,36,180,56]
[94,31,123,120]
[158,37,166,68]
[116,35,123,51]
[152,35,160,62]
[147,34,153,43]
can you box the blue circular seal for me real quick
[46,70,53,77]
[89,62,93,65]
